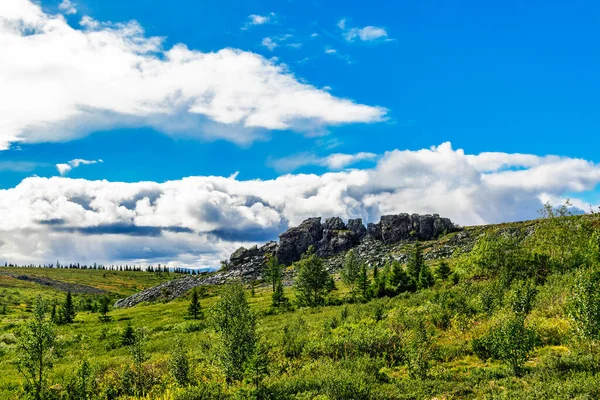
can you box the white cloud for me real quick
[270,152,377,172]
[0,161,43,172]
[338,18,390,42]
[56,158,103,176]
[0,1,386,150]
[242,13,275,29]
[58,0,76,15]
[1,142,599,267]
[261,37,278,51]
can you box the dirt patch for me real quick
[9,274,107,295]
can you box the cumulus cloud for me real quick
[270,152,377,172]
[261,37,278,51]
[242,13,275,29]
[58,0,76,15]
[56,158,103,176]
[338,18,390,42]
[0,1,385,150]
[1,142,599,268]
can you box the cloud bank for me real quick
[0,0,385,150]
[1,142,598,268]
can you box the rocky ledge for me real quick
[114,213,459,308]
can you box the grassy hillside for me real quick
[1,212,600,399]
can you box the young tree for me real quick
[294,247,330,307]
[130,327,149,397]
[169,337,191,387]
[341,250,360,295]
[65,359,96,400]
[407,242,425,287]
[15,296,57,399]
[264,254,284,292]
[271,280,289,308]
[568,267,600,343]
[389,261,412,294]
[121,322,136,346]
[245,339,270,391]
[355,263,371,301]
[435,261,451,281]
[418,263,435,290]
[98,296,111,323]
[60,291,76,324]
[187,287,203,320]
[211,282,257,382]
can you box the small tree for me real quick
[405,318,431,379]
[407,242,425,288]
[473,314,536,377]
[342,250,361,296]
[98,296,111,323]
[121,322,136,346]
[418,263,435,289]
[389,261,412,294]
[130,327,149,397]
[65,359,96,400]
[60,291,76,324]
[15,296,57,399]
[211,282,257,382]
[568,267,600,343]
[245,339,270,391]
[294,247,330,307]
[435,261,451,281]
[169,337,191,387]
[355,263,371,301]
[271,280,289,308]
[264,255,284,292]
[187,287,203,320]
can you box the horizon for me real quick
[1,0,600,268]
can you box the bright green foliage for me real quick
[61,291,76,324]
[342,249,361,295]
[404,318,431,379]
[15,296,57,400]
[98,296,111,322]
[473,315,536,376]
[64,360,96,400]
[244,339,270,390]
[294,247,331,307]
[120,321,136,346]
[129,327,150,397]
[435,261,451,281]
[355,263,371,301]
[406,242,424,283]
[532,201,591,270]
[418,263,435,290]
[187,287,203,320]
[568,267,600,342]
[271,280,289,307]
[264,254,284,292]
[506,280,537,316]
[169,337,191,387]
[211,282,257,382]
[389,261,412,294]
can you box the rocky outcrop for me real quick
[115,213,460,307]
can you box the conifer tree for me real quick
[187,287,203,320]
[356,263,371,301]
[61,291,76,324]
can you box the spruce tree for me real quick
[356,263,371,301]
[272,280,289,307]
[187,287,203,320]
[407,242,425,286]
[436,261,452,281]
[61,291,76,324]
[98,296,111,323]
[389,260,412,294]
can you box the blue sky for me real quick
[1,0,600,267]
[3,0,600,186]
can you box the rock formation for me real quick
[114,213,459,307]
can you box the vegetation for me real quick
[1,202,600,398]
